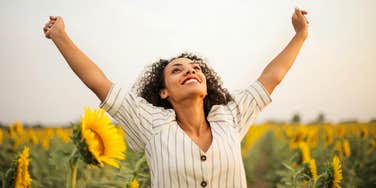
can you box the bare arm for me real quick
[257,8,309,95]
[43,16,111,102]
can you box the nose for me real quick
[185,67,196,75]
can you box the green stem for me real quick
[313,172,327,188]
[71,162,78,188]
[134,154,146,172]
[67,148,79,188]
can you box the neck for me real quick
[172,98,208,137]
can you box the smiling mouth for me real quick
[184,79,199,84]
[182,77,200,85]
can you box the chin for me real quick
[184,88,207,98]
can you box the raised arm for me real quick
[43,16,111,102]
[257,8,309,95]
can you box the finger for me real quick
[295,7,300,14]
[296,9,303,17]
[45,30,51,39]
[297,9,309,17]
[296,7,307,16]
[292,9,298,16]
[44,25,50,30]
[292,14,298,20]
[292,12,298,19]
[50,16,57,20]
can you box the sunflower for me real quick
[368,139,376,153]
[302,158,318,185]
[10,121,25,136]
[299,142,311,163]
[330,155,343,188]
[242,126,268,156]
[308,159,318,179]
[360,126,368,139]
[335,125,345,138]
[40,129,54,150]
[56,128,71,143]
[15,147,32,188]
[4,146,32,188]
[307,129,318,148]
[290,127,306,149]
[342,140,351,157]
[334,141,343,156]
[129,178,140,188]
[324,127,334,146]
[72,107,126,168]
[0,128,3,144]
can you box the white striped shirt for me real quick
[99,80,272,188]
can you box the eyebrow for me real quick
[170,62,198,67]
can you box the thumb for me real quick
[49,16,57,20]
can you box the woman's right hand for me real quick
[43,16,65,40]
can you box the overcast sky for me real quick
[1,0,375,126]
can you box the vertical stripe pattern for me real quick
[99,80,272,187]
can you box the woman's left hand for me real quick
[292,8,309,39]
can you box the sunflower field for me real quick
[0,108,375,188]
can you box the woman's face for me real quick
[160,57,207,103]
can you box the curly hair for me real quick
[134,52,233,117]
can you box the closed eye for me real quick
[172,68,181,74]
[193,65,201,71]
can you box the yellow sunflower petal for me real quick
[129,178,140,188]
[80,107,126,168]
[331,155,343,188]
[309,159,318,179]
[14,146,32,188]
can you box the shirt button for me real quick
[200,155,206,161]
[201,180,207,187]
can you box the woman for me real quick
[43,8,309,188]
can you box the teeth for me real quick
[184,79,198,84]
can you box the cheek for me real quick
[164,75,181,91]
[201,75,208,87]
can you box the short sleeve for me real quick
[228,80,272,140]
[99,82,154,153]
